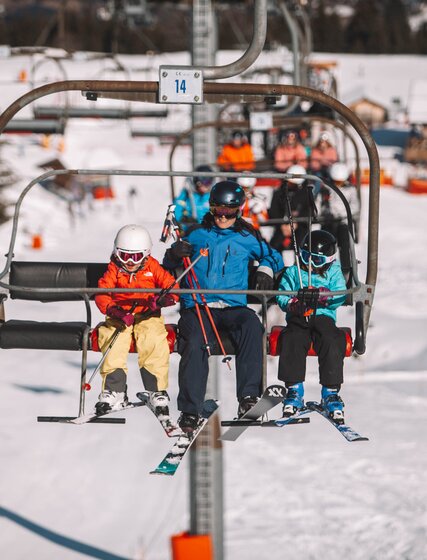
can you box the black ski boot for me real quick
[237,396,259,418]
[178,412,201,434]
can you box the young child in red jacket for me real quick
[94,224,178,416]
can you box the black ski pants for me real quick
[177,306,264,415]
[278,314,346,387]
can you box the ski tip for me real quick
[264,384,286,399]
[150,467,176,476]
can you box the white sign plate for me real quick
[159,66,203,104]
[250,111,273,131]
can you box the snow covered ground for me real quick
[0,52,427,560]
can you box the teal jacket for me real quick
[276,260,347,322]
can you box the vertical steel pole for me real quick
[190,2,224,560]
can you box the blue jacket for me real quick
[173,186,211,229]
[165,225,284,309]
[276,261,347,322]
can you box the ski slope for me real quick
[0,53,427,560]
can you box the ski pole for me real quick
[170,216,232,369]
[160,206,213,356]
[159,248,207,298]
[284,183,303,289]
[160,204,177,243]
[84,301,138,391]
[185,263,232,368]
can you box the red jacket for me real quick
[95,256,178,315]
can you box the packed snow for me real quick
[0,51,426,560]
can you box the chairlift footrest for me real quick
[221,417,310,427]
[37,416,126,424]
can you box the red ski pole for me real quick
[170,216,232,369]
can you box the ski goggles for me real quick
[116,250,146,265]
[210,205,240,218]
[196,177,214,187]
[300,248,337,268]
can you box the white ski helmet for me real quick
[238,176,257,190]
[113,224,152,271]
[286,164,306,185]
[318,131,333,145]
[330,162,350,183]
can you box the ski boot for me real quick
[95,390,128,415]
[178,412,201,434]
[149,391,170,419]
[282,383,304,417]
[237,396,259,418]
[321,386,345,424]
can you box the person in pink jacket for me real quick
[309,131,338,176]
[274,130,308,172]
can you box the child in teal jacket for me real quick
[276,230,348,423]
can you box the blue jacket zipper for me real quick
[222,245,230,276]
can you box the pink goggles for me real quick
[210,205,240,218]
[116,250,146,265]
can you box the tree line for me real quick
[0,0,425,56]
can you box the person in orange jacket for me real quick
[217,130,255,173]
[94,224,178,416]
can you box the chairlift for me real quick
[0,2,380,419]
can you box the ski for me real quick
[150,399,219,476]
[220,384,285,442]
[306,401,369,442]
[63,401,146,425]
[136,392,182,437]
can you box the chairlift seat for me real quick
[0,319,89,351]
[268,325,352,357]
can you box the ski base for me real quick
[62,401,146,425]
[220,384,286,442]
[150,399,219,476]
[306,401,369,442]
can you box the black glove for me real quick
[297,287,319,308]
[255,271,274,291]
[169,240,193,261]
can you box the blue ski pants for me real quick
[177,306,264,414]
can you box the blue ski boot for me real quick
[321,386,345,424]
[282,383,304,417]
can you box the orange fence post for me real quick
[171,532,213,560]
[31,234,43,249]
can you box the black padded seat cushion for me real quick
[9,262,108,302]
[0,320,89,350]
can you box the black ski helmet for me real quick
[209,180,246,208]
[301,230,337,256]
[193,164,214,191]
